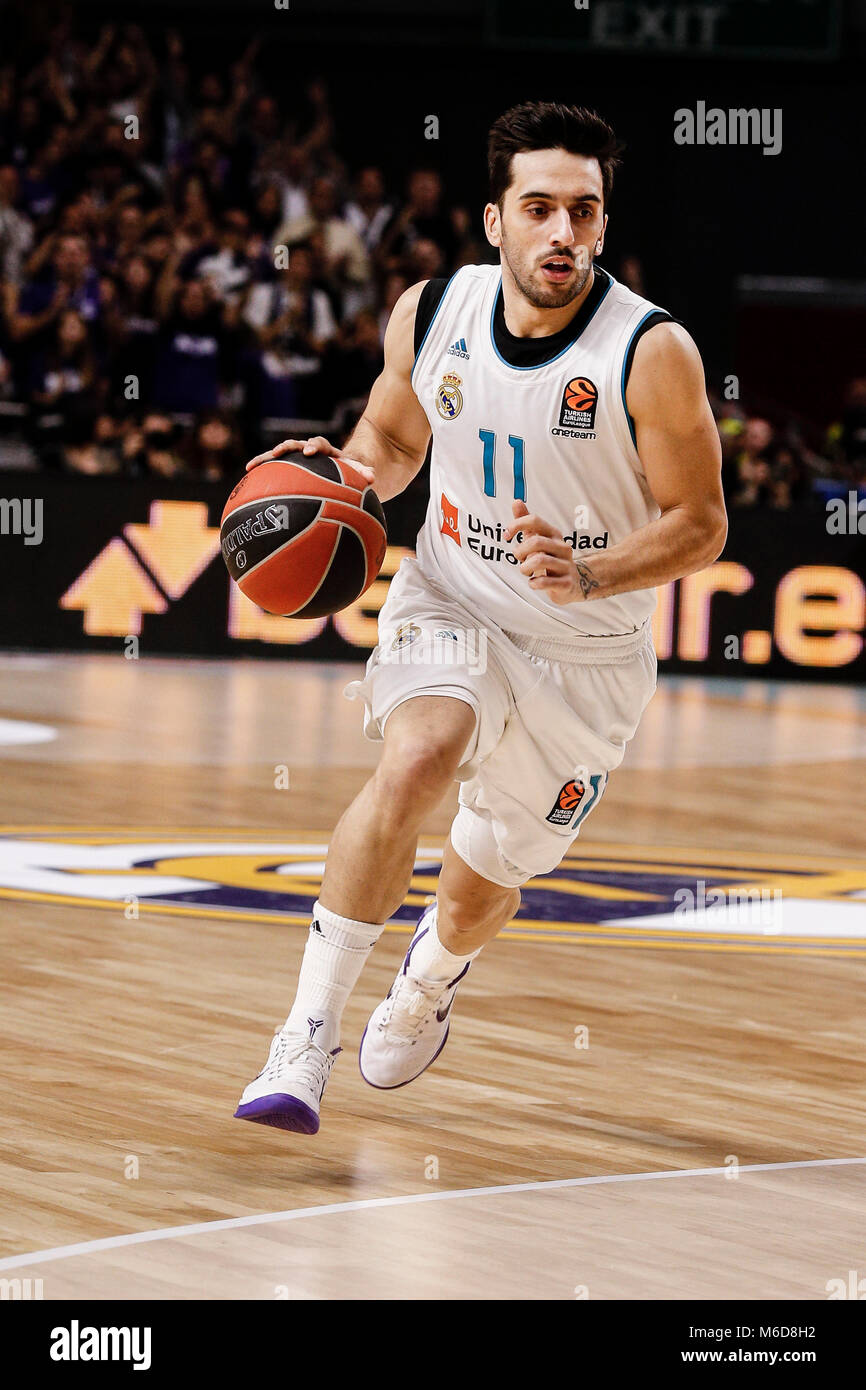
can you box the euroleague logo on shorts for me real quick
[552,376,598,439]
[546,777,587,826]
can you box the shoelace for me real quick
[380,975,444,1042]
[260,1032,334,1088]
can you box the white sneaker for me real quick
[234,1029,341,1134]
[358,909,471,1090]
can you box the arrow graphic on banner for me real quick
[60,501,223,636]
[60,537,167,636]
[124,501,222,600]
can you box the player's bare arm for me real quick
[244,282,431,503]
[505,321,727,604]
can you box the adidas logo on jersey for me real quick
[446,337,470,359]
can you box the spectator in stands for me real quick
[7,234,102,407]
[249,180,284,243]
[109,203,148,267]
[62,410,122,476]
[271,147,311,229]
[153,259,234,413]
[85,23,157,141]
[15,104,73,225]
[319,309,385,417]
[121,410,187,478]
[241,94,283,177]
[27,307,100,466]
[242,240,337,416]
[768,446,800,510]
[731,418,773,508]
[89,116,164,209]
[186,409,240,480]
[174,173,216,250]
[7,93,47,171]
[278,174,371,318]
[408,236,446,282]
[345,167,394,256]
[185,134,233,210]
[140,411,187,478]
[141,228,173,274]
[30,307,97,404]
[193,208,253,308]
[0,164,34,287]
[106,253,160,406]
[379,168,460,273]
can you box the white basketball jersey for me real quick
[412,262,669,640]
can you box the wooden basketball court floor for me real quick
[1,651,864,1300]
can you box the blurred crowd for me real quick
[0,20,479,479]
[710,380,866,511]
[0,17,863,504]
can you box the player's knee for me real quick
[439,876,520,940]
[375,732,465,815]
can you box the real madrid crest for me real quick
[436,371,463,421]
[390,621,421,651]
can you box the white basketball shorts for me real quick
[344,556,657,887]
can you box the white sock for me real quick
[285,900,385,1051]
[407,902,481,984]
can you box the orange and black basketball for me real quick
[220,454,387,617]
[564,378,597,413]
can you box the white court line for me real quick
[1,1155,864,1272]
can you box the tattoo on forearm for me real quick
[574,561,600,600]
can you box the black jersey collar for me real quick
[491,264,612,369]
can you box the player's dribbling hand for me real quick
[504,500,598,605]
[244,436,375,486]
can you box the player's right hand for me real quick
[244,436,375,485]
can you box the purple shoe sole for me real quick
[234,1093,320,1134]
[358,1021,451,1091]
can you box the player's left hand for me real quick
[504,501,592,605]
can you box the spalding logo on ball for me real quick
[220,453,387,617]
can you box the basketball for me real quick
[220,454,387,617]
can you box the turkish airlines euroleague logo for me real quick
[546,777,586,826]
[558,376,598,431]
[440,492,461,545]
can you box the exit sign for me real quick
[486,0,840,60]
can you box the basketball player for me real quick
[234,102,727,1133]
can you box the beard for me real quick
[500,233,593,309]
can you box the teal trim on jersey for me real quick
[488,269,613,372]
[411,271,461,386]
[620,309,663,449]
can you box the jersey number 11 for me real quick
[479,430,526,501]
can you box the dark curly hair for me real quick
[488,101,623,207]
